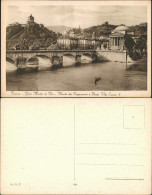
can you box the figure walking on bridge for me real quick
[95,77,101,86]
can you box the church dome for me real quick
[113,24,130,32]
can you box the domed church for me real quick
[27,14,35,27]
[109,24,135,50]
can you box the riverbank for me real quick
[127,58,147,72]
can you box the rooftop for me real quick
[113,25,130,32]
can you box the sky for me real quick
[7,5,147,28]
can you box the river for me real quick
[6,56,147,91]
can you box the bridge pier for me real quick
[75,55,81,66]
[16,57,27,69]
[52,56,63,68]
[92,55,98,63]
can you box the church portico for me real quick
[109,24,135,51]
[109,34,125,50]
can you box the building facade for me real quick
[57,31,101,50]
[57,37,79,49]
[109,24,135,50]
[57,37,101,50]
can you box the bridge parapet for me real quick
[6,49,96,53]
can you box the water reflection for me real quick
[38,57,52,70]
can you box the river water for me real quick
[6,56,147,91]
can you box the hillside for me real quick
[82,22,147,39]
[130,23,147,37]
[83,22,117,38]
[47,25,71,34]
[6,23,58,49]
[7,23,24,40]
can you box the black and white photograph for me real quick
[2,1,151,97]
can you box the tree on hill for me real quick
[6,24,24,40]
[130,23,147,37]
[83,22,116,38]
[47,43,60,50]
[6,22,58,49]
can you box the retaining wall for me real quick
[96,50,133,63]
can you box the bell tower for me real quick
[27,15,35,26]
[28,14,34,22]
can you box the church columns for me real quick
[115,37,117,46]
[113,37,119,47]
[110,35,124,50]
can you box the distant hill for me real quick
[47,25,72,34]
[83,22,117,38]
[6,23,58,49]
[130,23,147,37]
[83,22,147,38]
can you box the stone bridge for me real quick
[6,50,97,68]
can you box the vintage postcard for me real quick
[1,0,151,97]
[1,98,151,194]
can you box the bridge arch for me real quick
[62,53,76,58]
[62,54,76,67]
[26,54,52,63]
[6,57,16,65]
[52,55,60,60]
[82,53,92,57]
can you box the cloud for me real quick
[7,5,147,27]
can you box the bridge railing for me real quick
[6,49,97,53]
